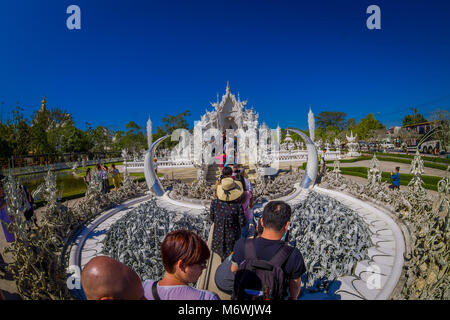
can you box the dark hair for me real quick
[234,173,247,192]
[96,164,101,170]
[222,166,233,177]
[161,230,210,273]
[396,167,400,171]
[262,201,292,231]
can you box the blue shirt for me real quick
[391,172,400,187]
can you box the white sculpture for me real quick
[367,154,382,185]
[346,131,361,157]
[308,105,315,142]
[147,117,152,149]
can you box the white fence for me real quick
[125,150,341,170]
[1,158,123,176]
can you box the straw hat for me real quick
[216,177,244,202]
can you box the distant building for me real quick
[402,121,434,135]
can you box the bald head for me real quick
[81,256,145,300]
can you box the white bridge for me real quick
[125,149,341,171]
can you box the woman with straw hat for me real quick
[210,175,246,261]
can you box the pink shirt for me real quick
[143,280,219,300]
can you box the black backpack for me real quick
[232,239,293,300]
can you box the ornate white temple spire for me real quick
[308,104,315,142]
[147,116,152,149]
[226,81,231,95]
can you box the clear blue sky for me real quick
[1,0,449,132]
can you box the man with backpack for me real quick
[230,201,305,300]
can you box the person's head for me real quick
[111,164,115,169]
[86,168,91,173]
[395,167,400,172]
[81,256,145,300]
[261,201,292,234]
[96,164,101,171]
[234,173,247,192]
[240,167,247,178]
[216,177,244,202]
[161,230,210,284]
[222,166,233,177]
[232,164,240,173]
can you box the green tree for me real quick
[60,124,91,153]
[346,118,356,130]
[47,109,74,153]
[120,121,147,152]
[153,110,192,149]
[111,130,125,151]
[87,124,113,153]
[30,123,53,154]
[403,108,427,126]
[315,111,347,131]
[354,113,385,141]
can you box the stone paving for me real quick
[68,182,405,300]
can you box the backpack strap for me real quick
[244,239,257,260]
[151,280,161,300]
[269,244,293,268]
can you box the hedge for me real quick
[365,152,450,165]
[323,154,448,171]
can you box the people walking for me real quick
[143,230,219,300]
[81,256,145,300]
[96,164,106,194]
[110,164,120,191]
[21,184,36,227]
[84,168,92,187]
[235,170,254,238]
[0,182,15,243]
[210,174,246,261]
[153,158,158,174]
[230,201,306,300]
[103,165,110,192]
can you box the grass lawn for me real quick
[300,162,442,191]
[29,170,162,207]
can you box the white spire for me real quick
[147,116,152,148]
[308,105,315,142]
[226,81,230,95]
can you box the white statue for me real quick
[346,131,361,157]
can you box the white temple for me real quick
[125,83,342,175]
[195,81,259,132]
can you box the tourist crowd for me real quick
[89,163,121,193]
[0,151,405,301]
[79,162,307,301]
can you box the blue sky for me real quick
[0,0,449,132]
